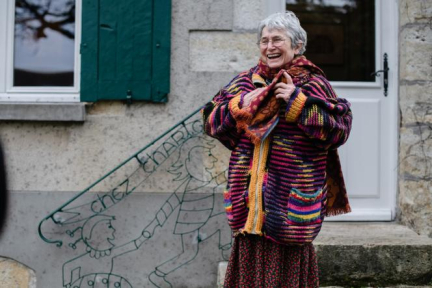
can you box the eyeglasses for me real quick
[258,38,286,47]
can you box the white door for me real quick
[267,0,399,221]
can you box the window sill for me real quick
[0,102,86,122]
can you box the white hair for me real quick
[258,11,307,55]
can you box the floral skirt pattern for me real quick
[224,235,319,288]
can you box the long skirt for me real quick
[224,235,319,288]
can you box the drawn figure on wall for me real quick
[60,133,232,288]
[116,136,232,287]
[62,214,143,288]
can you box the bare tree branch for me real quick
[15,0,75,40]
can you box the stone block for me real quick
[399,80,432,103]
[398,125,432,181]
[0,257,36,288]
[171,0,234,105]
[316,223,432,286]
[175,0,233,30]
[217,261,228,288]
[0,103,85,121]
[190,31,260,72]
[399,180,432,238]
[399,0,432,26]
[233,0,265,31]
[399,25,432,81]
[400,99,432,126]
[318,244,432,286]
[323,287,431,288]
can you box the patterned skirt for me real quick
[224,235,319,288]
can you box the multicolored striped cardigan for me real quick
[202,59,353,245]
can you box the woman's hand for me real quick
[243,87,266,107]
[274,72,296,103]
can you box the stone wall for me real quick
[0,257,36,288]
[398,0,432,238]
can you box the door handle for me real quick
[371,53,389,96]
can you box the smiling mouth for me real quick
[267,53,281,60]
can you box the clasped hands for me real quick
[243,71,296,107]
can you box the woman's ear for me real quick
[294,42,302,55]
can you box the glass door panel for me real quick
[286,0,375,82]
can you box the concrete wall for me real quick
[398,0,432,238]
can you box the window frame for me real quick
[0,0,82,103]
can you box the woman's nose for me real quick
[267,42,277,49]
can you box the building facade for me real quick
[0,0,431,287]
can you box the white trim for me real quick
[74,0,82,95]
[385,0,400,221]
[2,0,81,102]
[0,93,80,103]
[330,81,381,88]
[6,0,15,93]
[7,86,79,93]
[375,0,382,86]
[0,0,8,93]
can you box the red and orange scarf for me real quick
[234,55,325,144]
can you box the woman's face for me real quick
[259,27,301,69]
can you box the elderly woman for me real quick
[202,11,352,287]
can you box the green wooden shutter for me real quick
[80,0,171,102]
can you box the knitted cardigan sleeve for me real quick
[285,75,353,150]
[201,72,255,150]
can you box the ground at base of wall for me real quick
[217,223,432,288]
[322,286,432,288]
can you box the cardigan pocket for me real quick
[271,187,325,245]
[287,188,324,225]
[223,189,234,222]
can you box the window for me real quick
[0,0,171,103]
[14,0,76,87]
[0,0,81,102]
